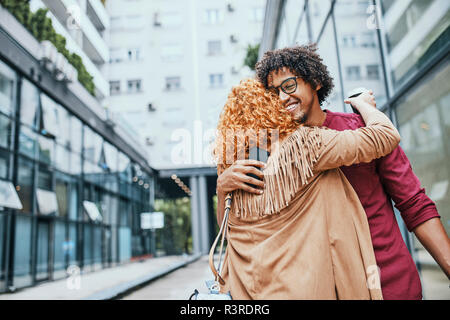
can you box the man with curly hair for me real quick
[215,44,450,300]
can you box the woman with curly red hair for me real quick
[211,78,401,299]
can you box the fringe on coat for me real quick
[231,126,323,219]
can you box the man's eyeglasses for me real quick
[269,76,299,95]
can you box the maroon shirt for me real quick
[322,110,440,300]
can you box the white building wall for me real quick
[107,0,266,170]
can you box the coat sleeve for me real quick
[314,110,401,172]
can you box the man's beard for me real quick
[293,109,308,125]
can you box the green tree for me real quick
[154,197,192,255]
[1,0,96,96]
[244,43,260,71]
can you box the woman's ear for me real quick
[315,83,322,91]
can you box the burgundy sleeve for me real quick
[376,146,440,232]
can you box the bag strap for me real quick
[209,193,232,286]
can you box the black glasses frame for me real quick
[269,76,299,95]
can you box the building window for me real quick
[207,40,222,55]
[345,66,361,81]
[0,60,16,116]
[165,77,181,91]
[109,48,124,63]
[209,73,224,88]
[127,48,141,62]
[204,9,223,24]
[0,114,12,150]
[127,80,142,94]
[110,81,121,96]
[20,79,39,129]
[366,65,380,80]
[361,32,376,48]
[342,34,357,48]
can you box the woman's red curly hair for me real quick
[213,78,299,175]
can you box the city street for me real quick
[122,255,212,300]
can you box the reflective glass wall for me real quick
[269,0,450,299]
[0,57,154,292]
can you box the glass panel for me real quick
[83,200,102,222]
[83,126,102,163]
[36,189,58,215]
[84,160,102,185]
[70,117,82,153]
[293,5,309,46]
[93,226,102,264]
[19,125,37,158]
[56,107,70,147]
[334,0,388,106]
[37,165,52,191]
[383,0,450,90]
[39,93,59,137]
[13,214,32,288]
[70,152,82,177]
[0,60,16,116]
[68,222,77,265]
[104,141,118,173]
[317,17,345,112]
[395,61,450,299]
[55,144,70,173]
[83,224,92,266]
[38,134,55,165]
[17,158,34,213]
[309,0,332,42]
[286,0,306,42]
[109,195,118,226]
[68,181,78,221]
[102,227,111,266]
[118,152,131,182]
[20,79,39,128]
[55,178,69,217]
[119,198,130,226]
[0,149,10,179]
[36,220,49,280]
[0,213,5,291]
[53,220,66,273]
[118,227,131,262]
[111,226,118,263]
[275,9,291,49]
[0,180,23,210]
[0,113,12,149]
[396,62,450,237]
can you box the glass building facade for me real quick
[263,0,449,298]
[0,56,154,292]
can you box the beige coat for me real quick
[220,110,400,300]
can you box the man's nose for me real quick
[279,90,290,103]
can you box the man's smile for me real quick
[285,101,301,113]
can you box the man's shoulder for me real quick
[324,109,365,130]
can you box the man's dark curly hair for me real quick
[255,44,334,105]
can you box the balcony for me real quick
[42,0,109,65]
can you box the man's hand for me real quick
[217,159,265,195]
[345,89,376,109]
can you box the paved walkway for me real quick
[0,254,201,300]
[123,255,213,300]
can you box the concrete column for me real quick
[198,175,210,254]
[189,176,201,255]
